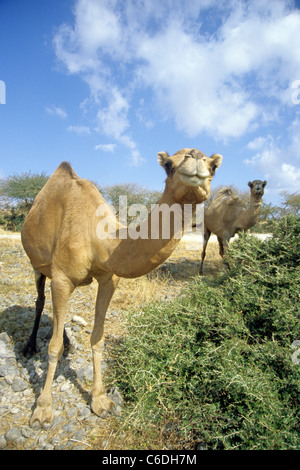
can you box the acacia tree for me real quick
[0,171,49,210]
[0,171,49,231]
[101,183,162,224]
[281,191,300,216]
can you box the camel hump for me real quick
[56,161,78,179]
[217,187,235,197]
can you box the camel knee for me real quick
[91,323,104,348]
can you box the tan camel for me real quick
[21,148,222,426]
[199,180,266,274]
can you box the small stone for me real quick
[78,406,91,419]
[0,332,10,344]
[51,436,62,446]
[72,429,86,440]
[50,415,67,429]
[5,427,21,443]
[72,315,88,327]
[12,377,28,392]
[107,386,124,407]
[76,365,93,383]
[67,407,78,418]
[0,363,19,379]
[21,426,35,439]
[44,444,55,450]
[60,381,71,392]
[61,421,77,434]
[10,407,21,414]
[31,420,42,431]
[0,341,15,359]
[38,433,49,448]
[0,435,7,449]
[15,436,26,446]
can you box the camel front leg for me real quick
[30,275,73,427]
[90,274,119,418]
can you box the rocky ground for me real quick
[0,237,127,450]
[0,309,124,450]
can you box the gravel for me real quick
[0,310,123,450]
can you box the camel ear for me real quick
[248,181,253,188]
[263,181,267,187]
[157,152,174,176]
[209,153,223,174]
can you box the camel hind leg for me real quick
[217,236,224,257]
[23,269,46,356]
[199,229,211,274]
[221,232,231,271]
[23,269,70,356]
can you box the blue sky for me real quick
[1,0,300,205]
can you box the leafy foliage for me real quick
[0,171,49,209]
[100,183,162,225]
[1,207,26,232]
[0,171,49,231]
[109,215,300,450]
[281,192,300,216]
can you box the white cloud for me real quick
[247,136,273,151]
[53,0,300,149]
[45,105,67,119]
[95,143,116,152]
[67,125,91,135]
[95,87,129,139]
[245,120,300,194]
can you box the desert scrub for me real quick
[109,215,300,450]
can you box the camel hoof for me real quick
[23,340,38,357]
[30,399,53,428]
[91,393,121,418]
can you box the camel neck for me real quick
[242,196,262,229]
[102,187,195,278]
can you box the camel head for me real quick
[248,180,267,198]
[158,148,223,205]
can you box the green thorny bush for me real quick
[108,215,300,450]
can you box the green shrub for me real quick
[109,215,300,450]
[3,208,26,232]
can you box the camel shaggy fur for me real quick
[21,148,222,426]
[199,180,266,274]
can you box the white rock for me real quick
[71,315,88,327]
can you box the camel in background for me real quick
[199,180,266,274]
[21,148,222,426]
